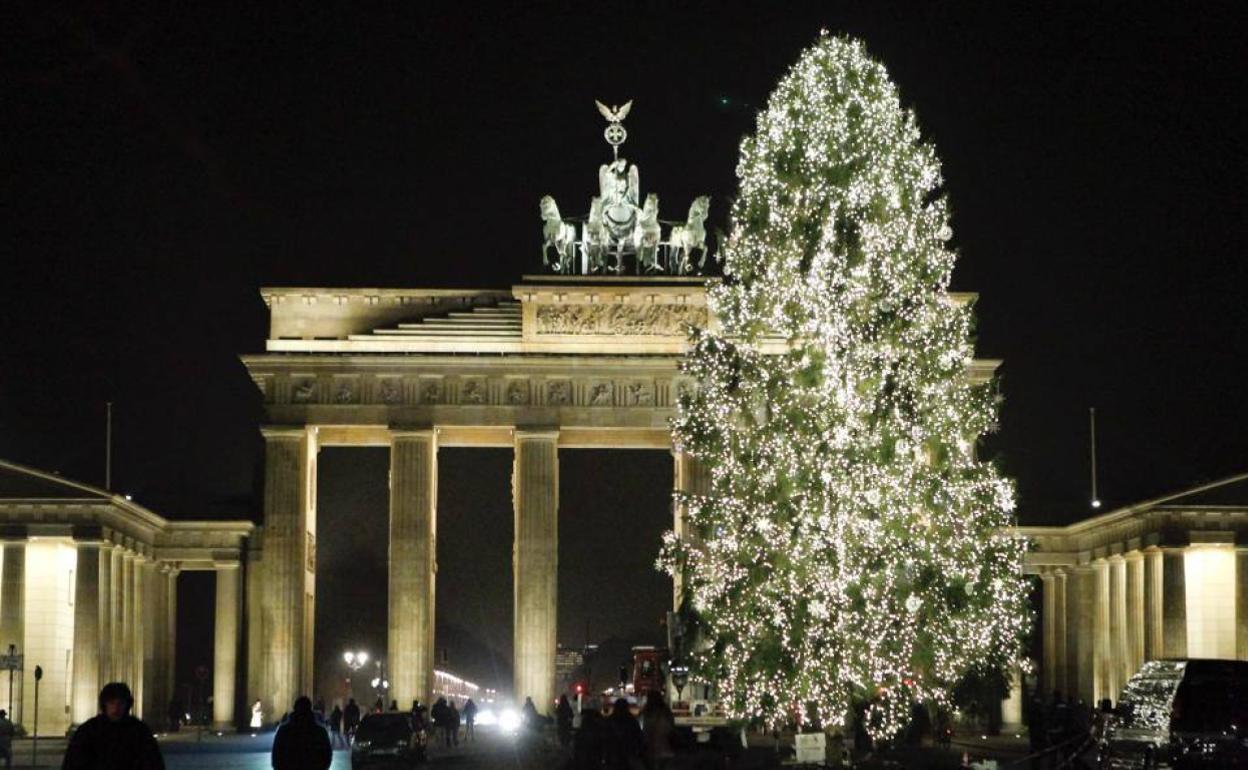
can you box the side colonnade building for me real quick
[0,460,252,736]
[1020,472,1248,707]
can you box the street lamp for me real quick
[343,650,369,671]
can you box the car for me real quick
[351,712,426,766]
[1100,659,1248,769]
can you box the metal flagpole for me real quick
[1090,407,1101,509]
[105,401,113,491]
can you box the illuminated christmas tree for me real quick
[661,35,1028,738]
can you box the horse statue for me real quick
[634,194,661,273]
[667,196,711,275]
[582,196,608,273]
[540,196,577,273]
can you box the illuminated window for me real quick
[1184,548,1236,659]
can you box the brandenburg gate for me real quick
[242,276,724,716]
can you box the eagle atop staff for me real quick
[595,99,632,124]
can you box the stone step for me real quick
[364,327,522,337]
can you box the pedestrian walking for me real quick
[556,694,575,748]
[314,697,326,718]
[572,710,607,770]
[0,709,14,770]
[343,698,361,738]
[432,697,453,747]
[522,696,541,732]
[640,691,676,770]
[250,699,264,730]
[604,697,644,770]
[271,696,332,770]
[62,682,166,770]
[448,701,460,746]
[328,705,343,747]
[462,698,477,742]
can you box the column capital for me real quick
[1123,550,1145,562]
[212,561,242,571]
[390,427,437,441]
[514,428,560,441]
[260,425,311,441]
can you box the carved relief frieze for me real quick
[535,303,707,336]
[292,377,317,404]
[624,381,654,406]
[461,379,487,405]
[506,380,530,405]
[546,380,571,406]
[332,378,357,404]
[420,380,443,405]
[589,382,614,406]
[376,378,402,405]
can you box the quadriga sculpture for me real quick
[634,194,661,273]
[540,195,577,273]
[667,196,711,275]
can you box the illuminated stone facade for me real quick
[0,460,251,734]
[241,275,1000,716]
[1020,473,1248,706]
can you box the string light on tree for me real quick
[659,34,1029,739]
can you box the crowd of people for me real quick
[567,692,678,770]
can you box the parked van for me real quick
[1100,659,1248,769]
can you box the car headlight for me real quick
[353,740,371,749]
[499,708,521,732]
[396,739,408,747]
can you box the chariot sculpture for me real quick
[539,100,714,276]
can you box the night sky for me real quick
[4,4,1246,695]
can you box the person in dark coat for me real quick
[271,696,332,770]
[343,698,361,738]
[62,682,165,770]
[605,697,644,770]
[573,709,608,769]
[462,698,477,742]
[556,694,575,747]
[448,702,460,746]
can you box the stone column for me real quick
[1093,559,1110,703]
[672,451,710,610]
[72,543,102,724]
[166,568,178,714]
[1053,571,1068,697]
[513,430,559,715]
[1125,552,1145,676]
[120,551,134,686]
[1041,572,1057,694]
[140,561,159,721]
[147,564,167,730]
[214,565,241,730]
[132,555,146,716]
[245,540,264,719]
[259,426,318,718]
[1161,547,1187,659]
[1066,566,1096,705]
[0,541,25,724]
[98,544,113,685]
[1144,548,1162,661]
[389,430,438,710]
[1238,549,1248,662]
[109,547,122,684]
[1109,556,1128,699]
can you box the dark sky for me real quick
[4,3,1247,691]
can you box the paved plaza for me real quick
[6,724,566,769]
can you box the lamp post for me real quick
[369,659,389,708]
[343,650,368,704]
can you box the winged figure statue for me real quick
[595,99,633,124]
